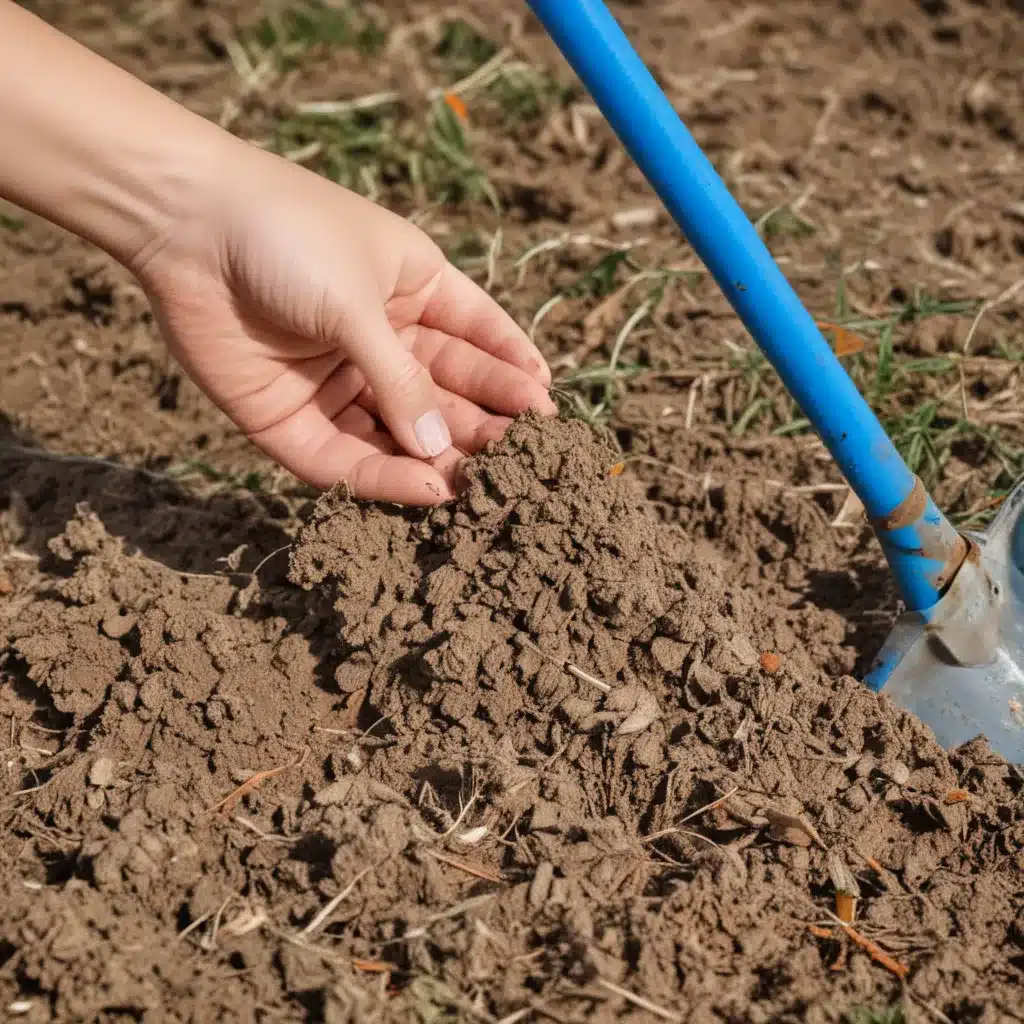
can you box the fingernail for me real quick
[414,410,451,458]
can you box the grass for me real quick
[232,8,570,210]
[545,254,1022,523]
[273,98,499,209]
[246,0,385,64]
[162,458,267,494]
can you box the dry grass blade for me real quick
[519,634,613,693]
[299,866,373,939]
[642,785,739,843]
[210,748,308,815]
[424,848,503,884]
[597,978,681,1021]
[763,807,827,850]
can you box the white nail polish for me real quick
[414,410,451,458]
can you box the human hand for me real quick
[0,2,555,506]
[132,142,555,505]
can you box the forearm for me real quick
[0,1,232,268]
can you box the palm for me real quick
[143,186,553,505]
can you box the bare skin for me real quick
[0,1,556,505]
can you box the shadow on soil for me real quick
[0,415,297,576]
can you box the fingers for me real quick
[413,262,552,387]
[355,382,514,455]
[407,327,557,419]
[248,401,458,505]
[329,304,452,462]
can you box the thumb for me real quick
[345,308,451,460]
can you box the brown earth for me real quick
[2,1,1023,1022]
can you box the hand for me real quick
[0,2,555,506]
[133,143,555,505]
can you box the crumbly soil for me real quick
[2,1,1023,1023]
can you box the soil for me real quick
[2,1,1023,1023]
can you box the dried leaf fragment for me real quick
[763,807,827,850]
[817,321,866,356]
[353,958,394,973]
[616,688,660,735]
[444,92,469,122]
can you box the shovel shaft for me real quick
[528,0,963,611]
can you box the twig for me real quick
[821,909,909,980]
[209,748,308,814]
[962,278,1024,356]
[299,866,373,939]
[518,635,612,693]
[643,785,740,844]
[424,848,503,884]
[597,979,681,1022]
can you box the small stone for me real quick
[88,757,115,788]
[85,789,105,810]
[729,635,759,668]
[529,861,554,910]
[886,761,911,786]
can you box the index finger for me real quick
[415,262,552,387]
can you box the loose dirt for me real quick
[2,1,1023,1022]
[2,417,1021,1022]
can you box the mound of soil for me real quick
[2,416,1021,1022]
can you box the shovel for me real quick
[526,0,1024,761]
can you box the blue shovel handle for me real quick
[527,0,965,614]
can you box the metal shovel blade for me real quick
[866,478,1024,761]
